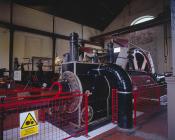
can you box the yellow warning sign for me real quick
[21,113,38,129]
[20,111,39,138]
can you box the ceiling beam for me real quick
[0,20,69,40]
[90,12,170,42]
[0,20,102,46]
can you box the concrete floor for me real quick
[3,106,167,140]
[91,108,167,140]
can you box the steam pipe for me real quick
[89,64,133,129]
[107,42,114,63]
[69,32,79,61]
[89,64,132,92]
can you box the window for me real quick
[131,16,155,26]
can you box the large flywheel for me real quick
[62,71,83,113]
[127,48,155,73]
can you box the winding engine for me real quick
[58,33,166,129]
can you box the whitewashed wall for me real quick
[0,28,9,69]
[0,3,10,22]
[13,32,52,59]
[103,0,171,73]
[104,0,164,33]
[0,3,101,70]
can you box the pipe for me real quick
[89,64,133,129]
[69,32,79,61]
[89,64,132,92]
[107,42,114,64]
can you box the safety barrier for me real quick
[0,82,88,140]
[111,83,166,127]
[111,89,118,124]
[133,83,166,127]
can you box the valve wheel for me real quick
[81,105,94,123]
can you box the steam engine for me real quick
[58,33,166,129]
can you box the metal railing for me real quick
[0,82,88,140]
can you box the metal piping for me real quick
[107,42,114,64]
[88,64,132,92]
[69,32,79,61]
[97,64,132,92]
[89,63,133,129]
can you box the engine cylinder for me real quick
[107,42,114,63]
[69,32,79,61]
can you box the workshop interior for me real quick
[0,0,174,139]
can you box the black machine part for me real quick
[0,68,6,78]
[69,32,79,61]
[107,42,114,63]
[89,64,133,129]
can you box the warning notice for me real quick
[20,111,39,138]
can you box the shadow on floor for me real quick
[91,107,167,140]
